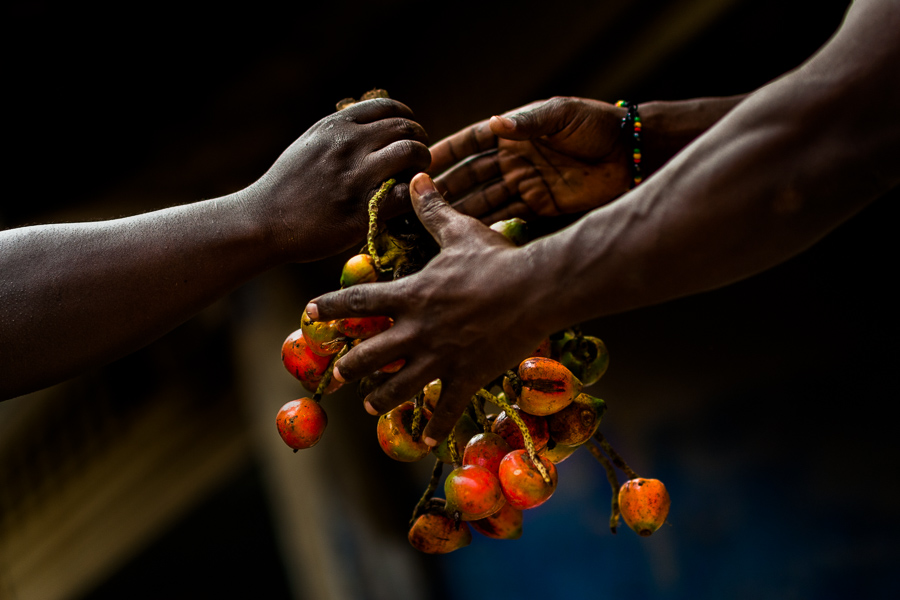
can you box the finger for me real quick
[366,117,430,150]
[342,97,416,124]
[490,97,575,141]
[433,150,502,203]
[420,381,481,446]
[365,139,432,182]
[362,361,434,417]
[409,173,488,248]
[451,179,516,218]
[307,279,404,322]
[331,328,407,383]
[428,119,497,176]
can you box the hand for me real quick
[429,97,631,223]
[249,98,431,263]
[305,173,554,444]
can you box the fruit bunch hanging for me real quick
[276,90,670,554]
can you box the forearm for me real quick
[0,189,276,399]
[640,95,748,174]
[536,0,900,329]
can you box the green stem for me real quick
[313,344,350,402]
[367,179,396,271]
[471,394,490,433]
[411,390,425,441]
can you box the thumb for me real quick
[410,173,485,248]
[489,98,574,141]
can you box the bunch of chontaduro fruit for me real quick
[276,90,670,554]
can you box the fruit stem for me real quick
[367,178,396,271]
[593,431,639,480]
[447,419,461,468]
[584,440,621,534]
[478,388,551,485]
[409,459,444,528]
[411,390,425,441]
[470,394,490,433]
[314,344,350,402]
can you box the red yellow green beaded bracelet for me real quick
[616,100,643,188]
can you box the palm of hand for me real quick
[495,134,630,216]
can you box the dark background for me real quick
[3,1,898,599]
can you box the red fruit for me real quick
[281,328,332,385]
[463,432,513,477]
[301,309,346,356]
[498,449,558,510]
[336,315,393,339]
[376,401,431,462]
[276,398,327,450]
[408,511,472,554]
[340,254,379,288]
[618,478,671,537]
[517,357,582,416]
[470,501,523,540]
[491,406,549,453]
[444,464,506,521]
[546,393,607,446]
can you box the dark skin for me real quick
[0,98,430,401]
[430,95,745,223]
[307,0,900,445]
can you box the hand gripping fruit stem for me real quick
[476,388,551,485]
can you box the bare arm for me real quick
[0,98,430,400]
[308,0,900,443]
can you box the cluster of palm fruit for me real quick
[276,90,670,554]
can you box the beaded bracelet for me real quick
[615,100,643,188]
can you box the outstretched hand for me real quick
[305,173,555,445]
[430,97,632,223]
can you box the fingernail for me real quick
[305,303,319,320]
[410,173,435,196]
[491,115,516,129]
[333,364,345,383]
[364,400,378,416]
[424,436,438,447]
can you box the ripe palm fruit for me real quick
[281,328,332,385]
[340,253,379,288]
[408,509,472,554]
[300,309,346,356]
[376,401,431,462]
[491,406,549,453]
[470,501,524,540]
[559,335,609,387]
[422,379,441,411]
[547,393,607,446]
[444,464,506,521]
[463,432,513,477]
[276,398,328,450]
[618,478,671,537]
[517,357,582,416]
[336,315,393,340]
[498,449,558,510]
[433,413,481,464]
